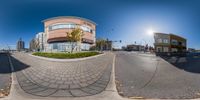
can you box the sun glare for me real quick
[147,29,154,36]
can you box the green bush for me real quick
[32,52,100,59]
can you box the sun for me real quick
[147,29,154,36]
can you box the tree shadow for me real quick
[0,53,30,74]
[160,53,200,74]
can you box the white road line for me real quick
[6,54,15,100]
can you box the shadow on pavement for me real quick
[0,53,12,74]
[0,53,30,73]
[160,53,200,74]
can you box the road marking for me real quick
[112,54,117,91]
[139,56,159,89]
[7,54,15,99]
[105,53,120,92]
[129,96,144,99]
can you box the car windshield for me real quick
[0,0,200,99]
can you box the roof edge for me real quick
[42,16,97,25]
[169,33,186,40]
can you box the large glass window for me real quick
[80,25,91,33]
[53,43,58,49]
[49,23,93,33]
[81,43,90,50]
[49,23,77,31]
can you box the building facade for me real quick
[154,33,187,55]
[29,32,45,52]
[17,38,25,51]
[30,16,96,52]
[36,32,45,51]
[29,38,36,51]
[126,44,145,51]
[42,16,96,52]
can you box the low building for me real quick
[196,50,200,53]
[126,44,144,51]
[154,33,187,56]
[188,48,195,53]
[17,38,25,51]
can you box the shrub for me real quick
[32,52,100,59]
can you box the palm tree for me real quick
[66,28,83,53]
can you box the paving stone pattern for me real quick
[11,53,113,97]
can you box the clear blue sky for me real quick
[0,0,200,49]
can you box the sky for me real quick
[0,0,200,49]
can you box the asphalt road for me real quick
[115,51,200,99]
[0,53,11,96]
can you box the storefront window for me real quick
[53,43,58,49]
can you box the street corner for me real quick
[11,53,114,98]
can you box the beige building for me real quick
[38,16,96,52]
[154,33,187,55]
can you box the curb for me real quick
[4,54,15,100]
[28,53,105,62]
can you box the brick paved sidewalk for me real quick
[10,53,113,97]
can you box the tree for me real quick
[96,39,106,51]
[66,28,83,53]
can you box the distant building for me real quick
[126,44,144,51]
[29,32,46,52]
[188,48,195,53]
[122,46,126,51]
[196,50,200,52]
[29,38,37,51]
[104,39,112,51]
[35,32,46,51]
[17,38,25,51]
[95,39,112,51]
[154,33,187,56]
